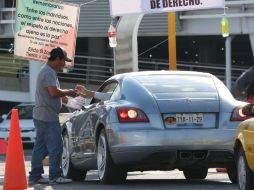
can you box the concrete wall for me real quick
[0,76,29,92]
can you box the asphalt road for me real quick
[0,147,238,190]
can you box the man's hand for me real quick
[75,85,87,96]
[67,89,78,98]
[75,85,85,93]
[75,84,94,97]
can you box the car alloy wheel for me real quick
[238,154,246,190]
[62,134,70,177]
[97,130,107,180]
[97,129,127,184]
[237,147,254,190]
[61,132,87,181]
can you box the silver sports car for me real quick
[61,71,247,184]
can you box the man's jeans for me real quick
[29,119,63,181]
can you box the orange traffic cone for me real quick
[0,138,7,154]
[3,109,28,190]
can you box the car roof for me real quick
[108,70,212,81]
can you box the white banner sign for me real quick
[109,0,225,17]
[15,0,80,67]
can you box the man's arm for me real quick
[47,86,77,98]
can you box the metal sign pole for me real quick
[168,12,177,70]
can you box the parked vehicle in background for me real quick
[0,102,74,144]
[0,103,35,144]
[234,104,254,190]
[60,71,247,184]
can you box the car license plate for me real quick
[176,113,203,125]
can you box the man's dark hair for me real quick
[48,47,72,62]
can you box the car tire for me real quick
[97,129,127,184]
[62,133,87,181]
[183,168,208,180]
[227,166,237,184]
[237,147,254,190]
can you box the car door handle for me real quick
[70,117,77,122]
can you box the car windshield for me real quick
[134,75,217,93]
[7,105,34,119]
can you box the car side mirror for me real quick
[241,104,254,117]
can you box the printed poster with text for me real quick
[109,0,224,17]
[15,0,80,67]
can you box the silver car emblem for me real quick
[186,98,192,104]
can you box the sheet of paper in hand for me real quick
[66,96,86,110]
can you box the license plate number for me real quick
[176,113,203,125]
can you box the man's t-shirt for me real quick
[33,64,61,121]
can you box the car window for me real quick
[7,105,34,119]
[101,83,118,93]
[134,75,217,93]
[91,82,118,104]
[110,84,121,101]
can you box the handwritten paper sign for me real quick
[15,0,80,67]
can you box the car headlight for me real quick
[0,128,9,132]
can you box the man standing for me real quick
[29,47,77,185]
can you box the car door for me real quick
[76,81,118,161]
